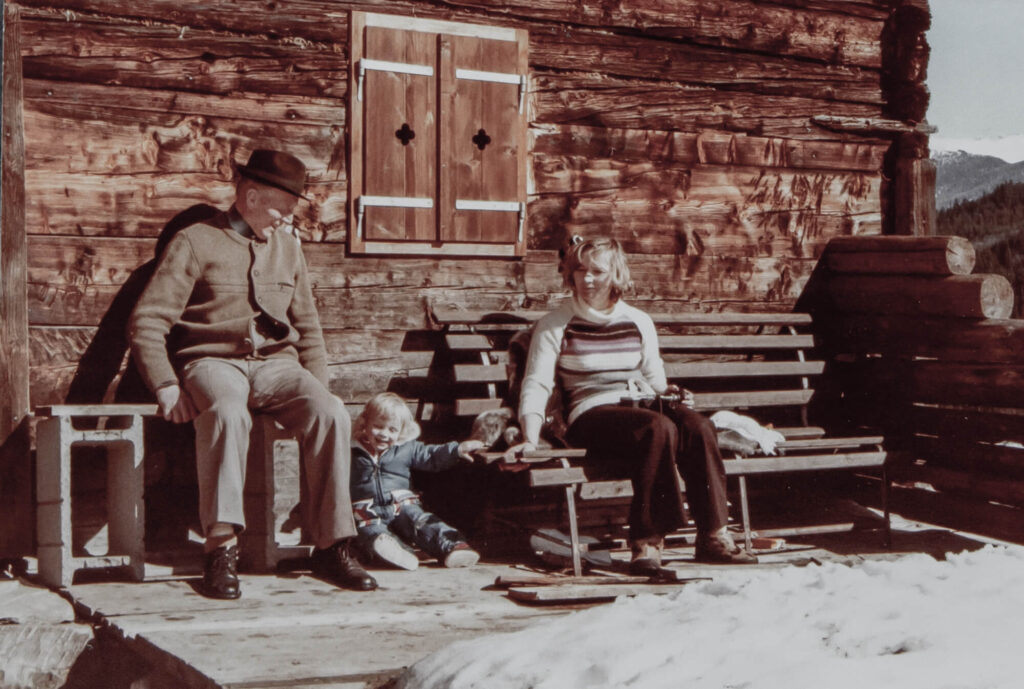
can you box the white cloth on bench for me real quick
[710,410,786,456]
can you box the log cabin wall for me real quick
[3,0,932,552]
[15,0,931,412]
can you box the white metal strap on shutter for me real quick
[357,196,434,237]
[358,58,434,101]
[454,200,526,242]
[455,68,527,113]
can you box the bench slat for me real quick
[456,398,506,416]
[723,451,887,475]
[660,334,814,351]
[777,436,884,450]
[436,307,814,328]
[530,467,588,487]
[445,333,496,350]
[454,364,510,383]
[665,360,824,379]
[692,389,814,410]
[579,479,634,500]
[776,426,827,439]
[36,404,159,417]
[457,389,818,416]
[459,360,825,383]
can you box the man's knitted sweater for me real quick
[128,209,328,393]
[518,297,667,426]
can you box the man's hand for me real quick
[457,439,486,462]
[156,384,199,424]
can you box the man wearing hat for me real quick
[130,149,376,598]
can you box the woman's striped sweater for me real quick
[519,297,667,426]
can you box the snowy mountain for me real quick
[933,150,1024,210]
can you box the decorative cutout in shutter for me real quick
[350,12,528,257]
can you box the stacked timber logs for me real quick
[817,235,1024,513]
[825,235,1013,319]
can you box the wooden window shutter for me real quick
[441,35,527,248]
[350,13,528,257]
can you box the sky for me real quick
[399,545,1024,689]
[927,0,1024,162]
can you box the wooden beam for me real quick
[828,274,1014,319]
[724,451,887,475]
[2,1,28,440]
[811,115,935,135]
[822,314,1024,363]
[825,235,975,275]
[1,1,32,559]
[663,360,825,379]
[532,123,890,171]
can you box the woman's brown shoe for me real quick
[695,529,758,565]
[629,534,665,575]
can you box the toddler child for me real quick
[351,392,485,570]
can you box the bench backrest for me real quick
[435,307,823,432]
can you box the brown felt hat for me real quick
[236,149,310,200]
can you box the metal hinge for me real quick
[358,58,434,101]
[357,195,434,238]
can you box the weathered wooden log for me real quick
[820,314,1024,363]
[26,242,812,328]
[834,357,1024,412]
[25,79,344,129]
[912,405,1024,446]
[529,26,883,105]
[529,164,881,257]
[22,16,350,99]
[904,361,1024,410]
[825,235,975,275]
[891,156,937,236]
[826,235,971,253]
[810,115,935,136]
[2,1,29,444]
[913,434,1024,479]
[18,0,888,67]
[828,274,1014,319]
[532,124,889,173]
[534,162,881,213]
[897,463,1024,507]
[531,78,887,142]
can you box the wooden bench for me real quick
[33,404,309,587]
[434,307,891,569]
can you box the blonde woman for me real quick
[513,237,757,573]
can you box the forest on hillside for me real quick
[937,181,1024,317]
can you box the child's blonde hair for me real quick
[353,392,421,446]
[560,236,632,302]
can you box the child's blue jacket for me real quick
[350,439,461,508]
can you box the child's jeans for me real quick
[353,491,464,560]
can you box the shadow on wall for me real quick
[63,204,219,555]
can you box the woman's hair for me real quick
[353,392,421,446]
[560,236,632,302]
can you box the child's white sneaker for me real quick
[442,542,480,568]
[371,533,419,570]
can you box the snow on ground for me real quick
[399,545,1024,689]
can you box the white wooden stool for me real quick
[35,404,154,588]
[240,415,311,572]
